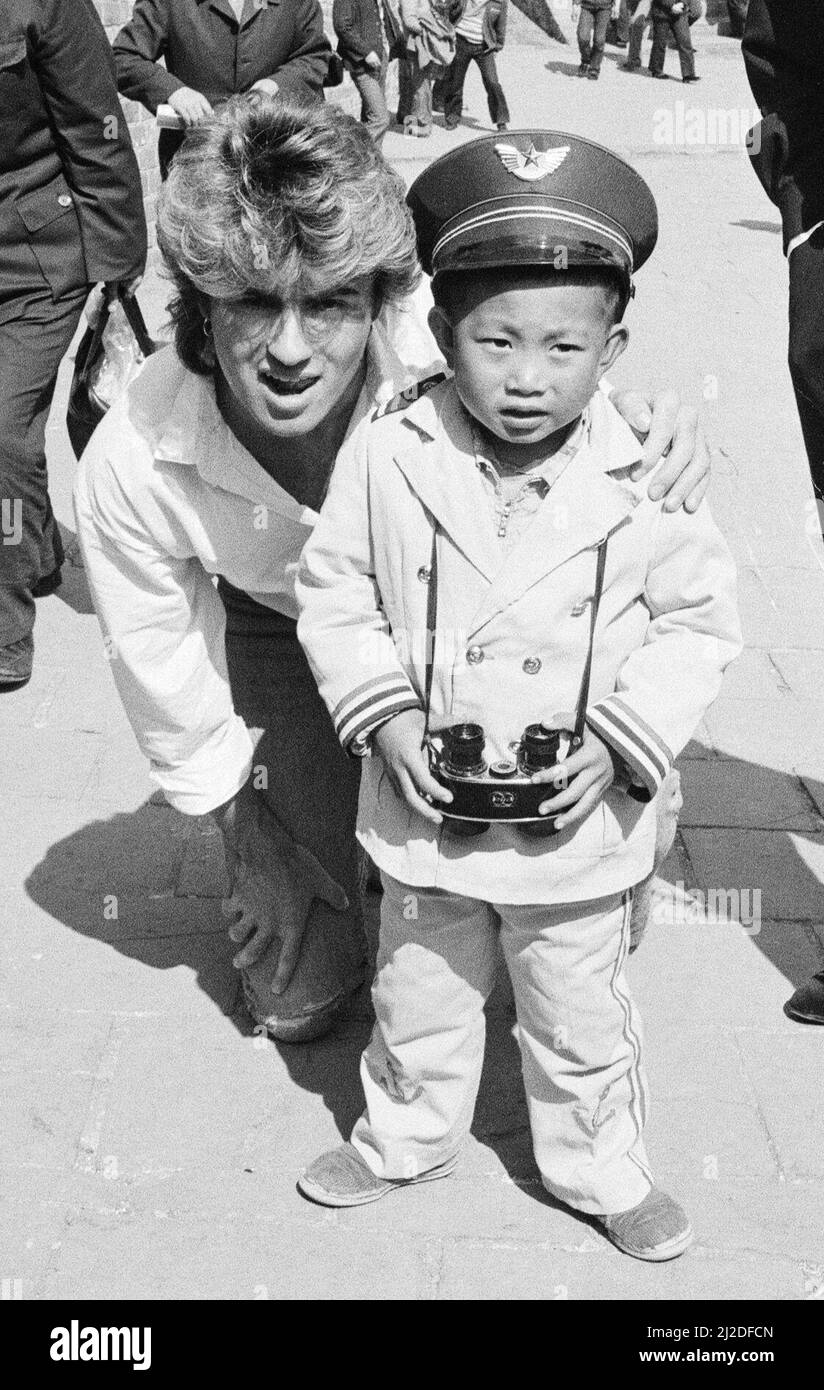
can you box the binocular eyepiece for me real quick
[440,721,566,780]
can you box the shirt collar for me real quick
[471,409,590,493]
[151,316,419,519]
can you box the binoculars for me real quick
[429,721,575,838]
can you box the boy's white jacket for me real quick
[296,379,742,904]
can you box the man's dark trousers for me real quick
[649,10,695,78]
[443,34,510,126]
[788,227,824,506]
[0,286,89,648]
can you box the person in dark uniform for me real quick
[113,0,332,178]
[0,0,147,688]
[333,0,390,147]
[744,0,824,1026]
[649,0,699,81]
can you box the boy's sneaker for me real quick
[298,1142,457,1207]
[597,1187,693,1262]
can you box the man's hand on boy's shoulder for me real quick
[608,387,710,514]
[372,709,454,826]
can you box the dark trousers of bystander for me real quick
[442,34,510,128]
[578,5,611,74]
[788,226,824,512]
[649,10,696,80]
[0,285,89,652]
[352,56,391,145]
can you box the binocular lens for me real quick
[442,722,486,776]
[520,723,562,775]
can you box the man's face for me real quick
[433,272,628,459]
[209,276,376,439]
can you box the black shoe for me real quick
[444,119,460,130]
[587,68,600,80]
[31,565,62,598]
[577,62,589,76]
[496,122,509,131]
[621,61,641,70]
[0,633,34,688]
[682,74,701,83]
[784,971,824,1024]
[650,71,669,79]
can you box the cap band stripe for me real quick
[432,205,634,268]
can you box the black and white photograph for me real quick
[0,0,822,1341]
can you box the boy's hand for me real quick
[531,728,618,830]
[373,709,453,825]
[609,388,710,512]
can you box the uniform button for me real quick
[57,194,72,207]
[466,645,484,665]
[522,656,542,675]
[570,600,590,617]
[417,565,431,583]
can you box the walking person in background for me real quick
[333,0,390,146]
[397,0,456,136]
[0,0,146,689]
[621,0,651,71]
[573,0,618,81]
[649,1,700,82]
[113,0,331,177]
[442,0,510,131]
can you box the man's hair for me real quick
[432,264,631,325]
[157,95,421,374]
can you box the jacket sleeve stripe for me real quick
[342,693,423,752]
[608,694,674,769]
[332,673,415,723]
[335,678,421,747]
[587,699,672,797]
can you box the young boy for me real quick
[294,132,741,1261]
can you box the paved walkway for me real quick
[3,29,824,1300]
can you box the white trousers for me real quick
[351,873,653,1215]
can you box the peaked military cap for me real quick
[407,130,658,284]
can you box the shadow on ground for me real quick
[23,749,824,1190]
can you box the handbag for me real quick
[66,287,156,460]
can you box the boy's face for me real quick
[430,271,629,464]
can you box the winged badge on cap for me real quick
[494,141,570,183]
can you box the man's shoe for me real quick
[298,1142,458,1207]
[577,62,588,76]
[784,971,824,1024]
[597,1187,693,1262]
[587,68,600,80]
[682,74,701,83]
[0,633,34,688]
[621,61,641,70]
[444,119,460,130]
[651,71,669,79]
[496,122,509,131]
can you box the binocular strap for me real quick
[422,521,610,753]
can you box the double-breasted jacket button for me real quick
[570,599,590,617]
[417,565,431,583]
[57,194,73,208]
[466,645,484,665]
[522,656,542,675]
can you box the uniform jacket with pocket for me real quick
[297,378,741,905]
[0,0,146,320]
[113,0,331,112]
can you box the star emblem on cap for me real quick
[494,141,570,183]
